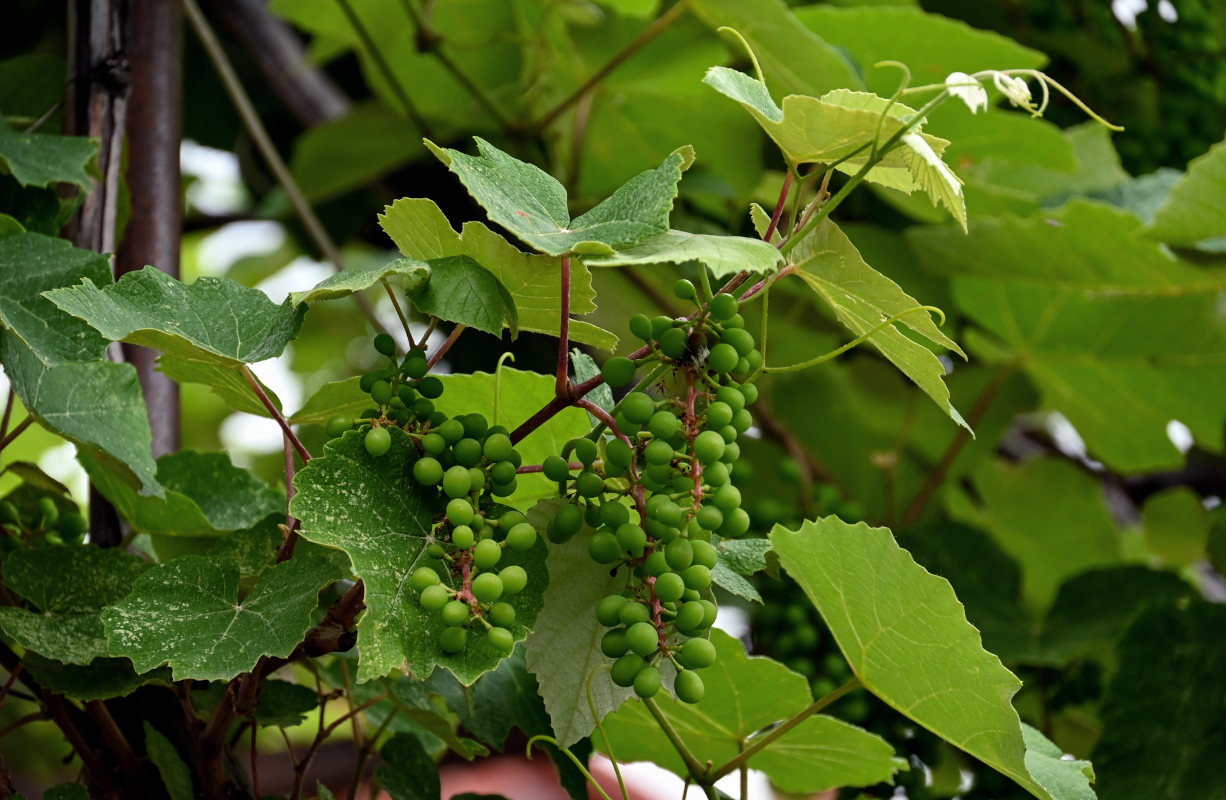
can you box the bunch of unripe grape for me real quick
[325,333,539,656]
[0,495,87,552]
[545,281,761,703]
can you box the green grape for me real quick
[739,382,759,405]
[460,414,488,439]
[634,666,662,698]
[498,509,526,529]
[643,440,673,466]
[597,502,629,528]
[675,600,706,632]
[596,594,628,627]
[398,384,418,405]
[440,626,467,654]
[650,316,675,340]
[364,427,392,457]
[625,621,658,657]
[602,356,637,388]
[711,484,741,512]
[56,511,87,542]
[696,504,723,531]
[704,402,733,429]
[490,460,516,485]
[657,501,684,529]
[721,327,755,357]
[570,437,599,466]
[437,419,464,444]
[716,385,745,412]
[693,430,725,464]
[453,438,483,467]
[589,531,621,564]
[410,567,440,591]
[473,538,501,569]
[691,539,718,569]
[370,380,394,406]
[549,503,584,543]
[674,670,705,703]
[420,584,449,612]
[426,543,447,559]
[467,466,487,492]
[653,572,685,603]
[732,409,753,435]
[419,433,444,456]
[417,376,444,399]
[358,371,381,393]
[629,313,653,341]
[413,457,444,487]
[610,654,648,687]
[451,525,475,549]
[442,466,472,498]
[647,410,680,439]
[442,600,470,627]
[721,442,741,463]
[412,398,435,419]
[665,539,694,571]
[616,523,647,558]
[584,503,603,528]
[709,293,738,321]
[723,313,745,329]
[500,565,528,594]
[707,343,738,374]
[699,600,718,629]
[483,434,513,462]
[486,626,514,653]
[44,532,64,546]
[659,327,688,359]
[678,637,717,669]
[718,425,738,444]
[618,601,651,626]
[575,471,605,498]
[0,501,18,526]
[644,550,670,577]
[606,439,633,468]
[620,392,655,425]
[682,564,712,591]
[488,602,516,628]
[673,279,697,300]
[719,508,751,538]
[601,629,629,658]
[325,416,352,438]
[403,351,429,379]
[446,498,475,527]
[505,523,537,551]
[542,455,571,482]
[471,572,504,602]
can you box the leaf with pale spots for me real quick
[290,427,548,685]
[101,555,341,681]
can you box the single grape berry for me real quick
[589,531,621,564]
[446,498,475,527]
[644,439,674,466]
[488,627,515,653]
[471,572,504,602]
[403,351,429,379]
[610,654,648,687]
[442,466,473,499]
[683,564,713,591]
[364,426,392,457]
[575,471,605,498]
[601,629,630,658]
[674,600,706,632]
[410,567,440,591]
[620,392,655,425]
[707,343,738,375]
[451,525,475,549]
[549,504,584,543]
[674,669,706,703]
[721,327,755,357]
[678,637,717,669]
[417,376,444,399]
[616,524,647,558]
[440,626,467,654]
[571,438,599,466]
[413,457,444,487]
[628,314,653,341]
[653,572,685,603]
[420,584,449,612]
[659,326,688,359]
[618,601,651,627]
[605,439,633,468]
[634,666,663,698]
[625,621,659,657]
[325,415,352,438]
[505,523,537,551]
[57,512,87,542]
[602,356,637,388]
[473,539,502,569]
[499,565,528,594]
[488,602,516,627]
[370,380,394,405]
[693,430,726,464]
[373,333,396,356]
[441,600,470,627]
[647,410,680,439]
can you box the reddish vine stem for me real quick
[763,171,793,245]
[241,365,311,463]
[574,398,647,521]
[85,700,141,775]
[737,264,795,304]
[516,461,583,474]
[557,255,572,398]
[0,711,45,738]
[382,281,415,349]
[684,373,704,508]
[290,695,387,800]
[427,324,465,369]
[0,389,14,441]
[42,690,112,793]
[0,418,31,455]
[0,664,22,710]
[277,432,301,563]
[250,716,261,799]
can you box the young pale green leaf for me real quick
[1022,725,1096,800]
[771,517,1056,800]
[1146,134,1226,247]
[523,531,636,748]
[710,561,761,603]
[288,376,368,426]
[45,266,305,367]
[291,428,548,684]
[598,630,899,793]
[689,0,861,99]
[1094,602,1226,800]
[408,255,519,337]
[378,197,615,350]
[102,555,341,681]
[144,722,194,800]
[0,547,150,665]
[580,229,784,278]
[21,652,172,702]
[0,116,96,191]
[288,258,429,306]
[426,137,687,255]
[82,450,284,537]
[788,219,966,428]
[432,369,591,510]
[910,201,1226,472]
[376,733,440,800]
[1141,487,1209,567]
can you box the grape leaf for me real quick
[289,377,368,426]
[82,450,284,537]
[378,197,615,350]
[1146,134,1226,247]
[21,652,172,701]
[0,115,96,190]
[426,137,688,256]
[580,229,784,278]
[289,257,429,306]
[253,679,320,727]
[408,255,518,337]
[144,722,194,800]
[432,369,591,510]
[598,630,900,794]
[289,101,424,203]
[290,428,548,684]
[771,517,1057,800]
[788,219,966,428]
[710,560,760,603]
[45,266,305,367]
[102,555,341,681]
[157,352,280,417]
[1141,487,1209,568]
[376,733,439,800]
[1023,725,1096,800]
[0,547,149,665]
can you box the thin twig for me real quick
[427,324,465,369]
[291,695,387,799]
[85,701,141,775]
[242,365,311,463]
[0,388,14,440]
[382,281,415,349]
[277,432,301,562]
[335,0,432,135]
[0,418,32,454]
[0,664,22,710]
[0,711,45,738]
[763,171,792,244]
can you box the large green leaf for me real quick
[83,450,283,537]
[156,352,280,417]
[376,733,440,800]
[909,201,1226,472]
[771,517,1056,800]
[290,428,548,684]
[144,722,194,800]
[289,377,369,426]
[788,219,965,427]
[432,369,591,510]
[426,137,687,255]
[408,255,518,337]
[21,652,172,702]
[1023,724,1096,800]
[599,630,900,793]
[0,546,149,665]
[102,554,340,681]
[689,0,860,100]
[1146,134,1226,247]
[378,197,616,350]
[1141,487,1209,567]
[288,258,428,307]
[0,116,96,191]
[45,266,305,367]
[580,229,784,278]
[289,101,423,203]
